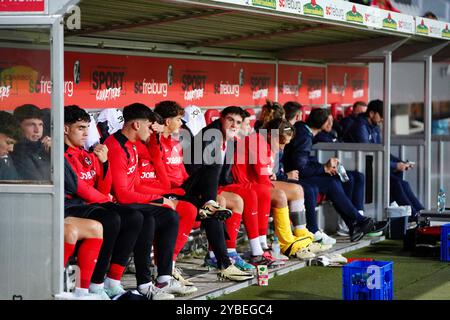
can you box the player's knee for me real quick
[230,193,244,213]
[272,189,287,207]
[294,184,303,200]
[64,224,78,244]
[88,220,103,239]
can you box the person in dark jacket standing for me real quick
[283,108,375,242]
[343,99,424,220]
[0,111,20,181]
[11,104,51,181]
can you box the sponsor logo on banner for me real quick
[28,75,74,97]
[397,19,414,33]
[352,79,365,99]
[325,3,344,21]
[182,73,207,102]
[308,79,323,100]
[281,82,299,96]
[443,25,450,38]
[214,81,240,97]
[92,68,125,101]
[252,0,276,9]
[0,85,10,100]
[382,14,397,30]
[251,75,270,100]
[303,0,324,17]
[346,5,363,23]
[134,79,168,97]
[416,19,429,35]
[331,82,345,96]
[278,0,302,13]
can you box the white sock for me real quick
[259,235,268,249]
[89,282,105,291]
[104,277,121,288]
[249,237,264,256]
[138,282,152,292]
[209,251,215,258]
[227,248,237,253]
[157,275,172,284]
[289,199,304,212]
[294,224,307,231]
[358,210,364,216]
[75,287,89,297]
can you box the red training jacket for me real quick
[64,145,111,204]
[104,131,169,204]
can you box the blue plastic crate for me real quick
[441,224,450,262]
[342,260,393,300]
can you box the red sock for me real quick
[240,190,259,240]
[107,263,126,281]
[253,184,271,236]
[64,242,76,267]
[225,212,242,249]
[77,238,103,289]
[173,200,198,260]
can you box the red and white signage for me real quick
[0,0,45,13]
[0,48,276,110]
[278,64,326,105]
[0,48,369,110]
[327,65,368,105]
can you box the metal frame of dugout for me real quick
[1,0,450,299]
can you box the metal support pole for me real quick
[51,17,65,296]
[424,56,432,209]
[383,52,392,212]
[275,59,279,102]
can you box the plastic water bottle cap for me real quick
[273,236,278,242]
[439,188,445,193]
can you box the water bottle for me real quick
[437,188,446,213]
[271,236,281,259]
[337,163,350,183]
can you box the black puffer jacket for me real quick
[10,139,51,181]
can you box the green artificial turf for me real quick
[217,240,450,300]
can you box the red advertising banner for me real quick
[278,64,326,106]
[0,0,45,12]
[0,48,276,110]
[0,48,51,109]
[327,65,369,105]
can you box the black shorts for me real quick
[64,202,125,219]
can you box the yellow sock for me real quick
[294,227,314,240]
[272,207,296,253]
[272,207,313,256]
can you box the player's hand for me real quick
[93,144,108,163]
[324,158,339,175]
[41,136,52,153]
[287,170,299,181]
[405,162,415,170]
[151,122,165,134]
[396,162,409,172]
[162,198,176,210]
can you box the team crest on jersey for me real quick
[84,157,92,166]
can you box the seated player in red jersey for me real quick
[64,105,143,300]
[152,102,254,281]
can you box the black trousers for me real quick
[128,204,179,286]
[181,164,222,207]
[65,202,143,284]
[201,218,231,270]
